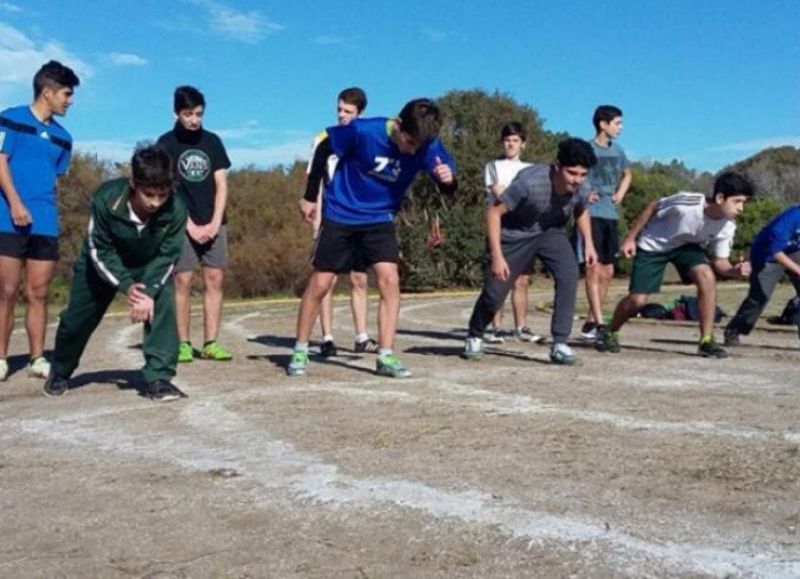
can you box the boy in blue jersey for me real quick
[724,204,800,346]
[290,98,457,378]
[578,105,632,340]
[0,61,79,382]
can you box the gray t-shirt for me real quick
[586,140,629,220]
[498,164,589,242]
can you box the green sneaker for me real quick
[178,342,195,363]
[376,354,411,378]
[287,350,309,376]
[201,340,233,361]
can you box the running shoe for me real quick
[549,343,577,365]
[201,341,233,361]
[43,371,69,397]
[353,338,379,353]
[146,380,188,401]
[178,342,195,363]
[27,356,51,379]
[595,327,621,353]
[698,337,729,359]
[484,329,505,344]
[320,340,338,358]
[376,354,411,378]
[514,326,544,343]
[287,350,309,376]
[460,337,484,360]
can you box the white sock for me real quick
[294,342,309,352]
[355,332,369,343]
[322,334,334,343]
[378,348,393,358]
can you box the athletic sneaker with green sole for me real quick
[178,342,195,363]
[595,328,621,353]
[201,341,233,361]
[287,350,309,376]
[376,354,411,378]
[698,338,728,358]
[549,343,577,365]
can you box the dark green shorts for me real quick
[629,244,709,294]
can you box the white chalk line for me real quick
[16,401,800,578]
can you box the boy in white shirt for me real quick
[596,172,753,358]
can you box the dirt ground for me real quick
[1,281,799,578]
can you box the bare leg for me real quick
[0,256,22,358]
[511,274,529,328]
[296,271,337,343]
[174,270,194,342]
[319,277,338,338]
[609,292,650,333]
[202,266,225,342]
[585,263,613,324]
[349,270,369,336]
[689,264,717,339]
[23,259,56,358]
[372,262,400,350]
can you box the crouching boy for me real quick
[44,144,188,400]
[596,172,753,358]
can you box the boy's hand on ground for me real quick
[432,156,453,184]
[621,237,637,258]
[10,201,32,227]
[299,199,317,223]
[491,255,510,281]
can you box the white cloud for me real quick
[314,35,345,45]
[0,22,92,89]
[74,139,139,164]
[228,138,313,168]
[182,0,284,44]
[420,26,449,42]
[109,52,148,67]
[702,136,800,154]
[0,2,22,12]
[76,135,313,169]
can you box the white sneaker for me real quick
[27,356,51,379]
[461,337,484,360]
[549,343,577,365]
[0,358,7,381]
[484,329,505,344]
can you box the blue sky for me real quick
[1,0,797,172]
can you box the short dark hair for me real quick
[500,122,526,142]
[33,60,79,98]
[131,143,175,190]
[712,171,754,200]
[173,85,205,113]
[397,98,442,145]
[592,105,623,132]
[556,138,597,169]
[337,87,367,113]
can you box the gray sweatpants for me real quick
[726,252,800,338]
[467,229,578,343]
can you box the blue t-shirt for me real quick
[586,140,629,220]
[750,205,800,269]
[322,117,455,225]
[0,105,72,236]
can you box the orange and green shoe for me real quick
[200,340,233,361]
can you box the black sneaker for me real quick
[320,340,338,357]
[698,339,729,359]
[354,338,379,353]
[595,327,621,353]
[43,371,69,397]
[146,380,188,402]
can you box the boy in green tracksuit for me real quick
[44,144,188,401]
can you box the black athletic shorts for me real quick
[0,232,59,260]
[312,219,398,273]
[590,217,619,265]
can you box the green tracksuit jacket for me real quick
[53,178,188,383]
